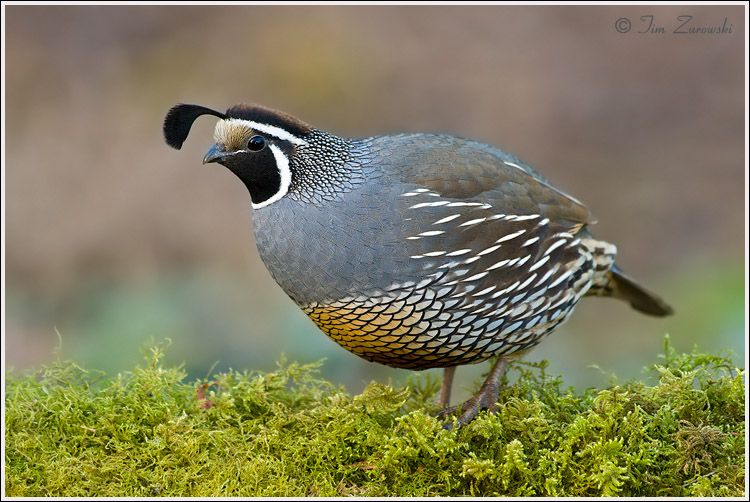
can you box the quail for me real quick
[163,103,673,427]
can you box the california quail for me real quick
[163,103,673,427]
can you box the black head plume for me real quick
[163,104,227,150]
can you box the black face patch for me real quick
[218,147,282,206]
[225,104,312,138]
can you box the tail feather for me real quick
[603,265,673,317]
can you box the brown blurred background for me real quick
[5,5,745,398]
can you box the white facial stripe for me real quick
[251,144,291,210]
[219,118,308,146]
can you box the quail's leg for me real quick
[439,357,510,429]
[438,366,456,408]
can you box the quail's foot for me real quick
[438,358,509,430]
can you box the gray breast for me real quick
[252,165,419,305]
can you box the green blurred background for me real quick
[5,5,745,401]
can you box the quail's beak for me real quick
[202,144,226,164]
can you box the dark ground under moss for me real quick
[4,338,746,497]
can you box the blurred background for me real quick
[4,5,745,399]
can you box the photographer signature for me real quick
[615,15,733,35]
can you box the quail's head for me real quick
[163,103,315,209]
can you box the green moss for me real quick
[5,337,745,497]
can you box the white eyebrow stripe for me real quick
[220,118,308,145]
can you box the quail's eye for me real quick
[247,135,266,152]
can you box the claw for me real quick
[437,357,510,429]
[435,398,473,419]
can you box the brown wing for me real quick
[389,143,599,354]
[384,134,593,226]
[399,193,590,299]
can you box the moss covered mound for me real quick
[4,339,745,497]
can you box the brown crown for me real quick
[225,104,312,137]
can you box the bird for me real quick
[163,102,673,427]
